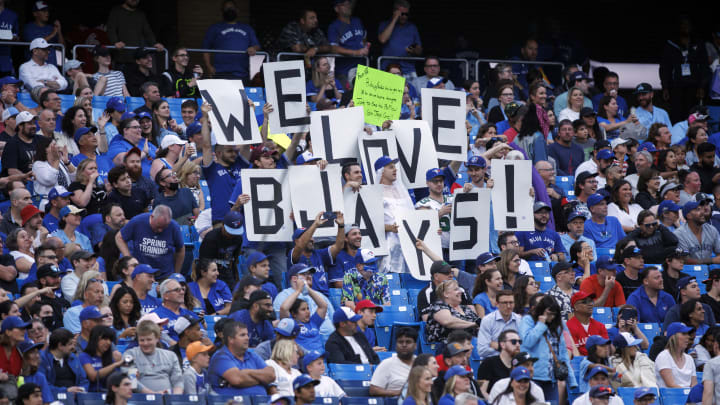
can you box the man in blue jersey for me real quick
[152,278,200,342]
[328,224,362,289]
[327,0,368,82]
[202,0,260,81]
[516,201,567,262]
[229,290,275,348]
[633,83,671,130]
[377,0,422,74]
[131,263,161,315]
[583,193,626,249]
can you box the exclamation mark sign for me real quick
[505,165,517,228]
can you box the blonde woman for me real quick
[611,332,657,388]
[307,56,343,103]
[438,365,474,405]
[68,159,107,215]
[655,322,696,388]
[423,279,479,343]
[177,161,205,210]
[403,366,434,405]
[266,339,302,396]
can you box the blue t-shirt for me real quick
[152,305,199,342]
[208,346,268,395]
[306,79,345,99]
[358,325,376,347]
[327,17,366,76]
[625,287,675,324]
[377,21,421,72]
[42,212,59,233]
[106,136,156,179]
[516,228,568,261]
[22,23,60,65]
[188,280,232,314]
[592,94,629,118]
[79,352,106,392]
[24,372,53,403]
[596,116,626,140]
[139,294,161,315]
[153,187,198,220]
[201,22,259,79]
[0,9,19,72]
[328,249,356,283]
[287,247,332,295]
[230,309,274,348]
[71,154,113,182]
[472,292,497,315]
[203,159,248,222]
[120,213,183,279]
[583,217,626,249]
[295,312,324,353]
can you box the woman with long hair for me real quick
[685,126,718,166]
[681,299,710,346]
[655,322,696,388]
[519,295,574,404]
[597,95,638,139]
[487,80,515,124]
[402,366,434,405]
[607,180,643,232]
[471,123,500,156]
[606,305,649,350]
[109,285,142,339]
[578,335,614,392]
[151,100,180,146]
[177,161,205,211]
[527,81,550,136]
[515,103,547,164]
[188,258,232,315]
[497,249,522,289]
[512,275,539,315]
[558,87,584,122]
[109,256,139,292]
[635,168,662,209]
[438,365,474,405]
[423,280,479,344]
[104,372,133,405]
[80,325,123,392]
[472,269,503,318]
[695,326,719,371]
[266,339,302,396]
[491,366,537,405]
[32,136,75,204]
[308,56,343,103]
[68,158,107,215]
[59,105,88,156]
[568,240,593,286]
[100,229,122,281]
[0,316,30,381]
[611,331,657,388]
[656,149,679,183]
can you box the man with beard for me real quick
[199,211,245,287]
[633,83,671,130]
[477,329,523,400]
[690,143,720,194]
[37,260,69,328]
[328,224,362,289]
[153,278,201,342]
[516,202,567,262]
[548,120,585,176]
[276,9,331,59]
[87,202,126,249]
[107,165,151,219]
[674,201,720,264]
[229,290,275,348]
[1,111,43,177]
[369,327,417,397]
[202,0,260,81]
[288,211,346,296]
[123,147,155,202]
[106,0,164,66]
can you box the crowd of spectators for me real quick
[1,0,720,405]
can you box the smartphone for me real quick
[323,211,337,221]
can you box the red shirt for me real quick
[435,354,471,372]
[504,128,519,144]
[579,275,626,307]
[0,346,22,376]
[566,317,609,356]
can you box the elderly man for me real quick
[62,277,106,334]
[116,204,184,281]
[152,278,201,342]
[18,38,67,91]
[0,187,32,235]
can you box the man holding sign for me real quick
[415,168,453,259]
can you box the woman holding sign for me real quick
[307,57,343,104]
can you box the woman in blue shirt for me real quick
[18,341,54,404]
[279,278,328,354]
[438,365,475,405]
[471,269,503,317]
[188,258,232,315]
[80,325,123,392]
[307,56,343,104]
[597,95,638,140]
[402,366,434,405]
[109,285,142,339]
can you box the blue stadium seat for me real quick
[658,387,690,405]
[337,379,371,397]
[312,398,340,405]
[528,261,551,279]
[389,288,409,306]
[59,93,75,113]
[126,96,145,112]
[555,176,574,194]
[253,396,271,405]
[570,355,585,384]
[684,264,709,280]
[377,351,395,361]
[207,395,252,405]
[385,273,401,289]
[617,387,659,405]
[596,248,615,258]
[199,179,211,204]
[418,323,437,354]
[55,392,76,405]
[537,275,555,292]
[375,307,420,349]
[76,393,106,405]
[165,394,207,405]
[400,273,427,290]
[329,363,372,380]
[638,323,661,345]
[18,92,37,108]
[342,398,385,405]
[129,393,163,405]
[592,307,614,324]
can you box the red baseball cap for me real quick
[571,290,596,307]
[354,299,384,314]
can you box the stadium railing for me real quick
[377,56,470,81]
[277,51,370,70]
[1,40,66,69]
[473,58,565,87]
[72,44,169,71]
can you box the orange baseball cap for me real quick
[186,341,215,361]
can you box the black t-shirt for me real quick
[0,131,13,143]
[0,254,17,294]
[68,181,108,216]
[616,270,643,300]
[53,356,77,387]
[701,294,720,324]
[662,270,689,298]
[199,227,244,287]
[0,134,42,176]
[476,355,512,388]
[107,187,151,219]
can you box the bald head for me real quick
[10,188,31,211]
[535,160,555,183]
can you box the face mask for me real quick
[168,182,179,191]
[223,8,237,22]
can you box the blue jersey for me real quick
[327,17,366,76]
[329,249,356,283]
[203,159,248,222]
[42,212,59,233]
[287,247,332,295]
[188,280,232,314]
[202,22,259,79]
[22,23,60,65]
[516,228,568,261]
[0,9,19,72]
[139,294,161,315]
[24,372,53,403]
[295,312,325,353]
[208,346,268,395]
[71,154,113,182]
[78,352,106,392]
[583,217,626,249]
[106,136,157,179]
[377,20,421,72]
[230,309,274,348]
[120,213,183,279]
[152,305,199,341]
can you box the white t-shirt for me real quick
[370,355,414,392]
[344,336,369,364]
[9,251,34,280]
[315,375,346,398]
[488,377,545,403]
[266,359,302,396]
[607,203,644,230]
[655,349,695,388]
[575,159,598,177]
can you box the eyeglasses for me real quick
[166,287,183,294]
[504,339,522,345]
[642,221,659,228]
[161,171,178,181]
[506,240,520,246]
[40,255,58,260]
[127,125,141,130]
[425,64,440,68]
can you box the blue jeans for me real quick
[535,380,558,403]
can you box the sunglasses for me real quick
[505,339,522,345]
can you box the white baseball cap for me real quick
[29,38,50,51]
[610,138,630,150]
[15,111,36,125]
[1,107,19,122]
[160,134,187,149]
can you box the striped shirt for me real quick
[93,70,126,97]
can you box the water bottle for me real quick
[120,354,138,389]
[188,142,197,159]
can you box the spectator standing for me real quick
[626,267,676,324]
[202,0,260,81]
[377,0,422,75]
[125,49,162,97]
[566,291,609,356]
[106,0,164,67]
[91,46,129,97]
[161,47,203,98]
[548,120,585,176]
[18,38,67,92]
[327,0,368,83]
[275,9,331,61]
[22,1,63,66]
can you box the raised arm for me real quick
[200,103,213,167]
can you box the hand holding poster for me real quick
[357,130,399,185]
[490,159,534,231]
[263,60,310,134]
[390,120,439,188]
[288,164,345,238]
[311,107,364,164]
[241,169,294,242]
[396,208,441,281]
[421,88,467,161]
[197,79,262,145]
[449,189,491,261]
[353,65,405,126]
[343,185,387,255]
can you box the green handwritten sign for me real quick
[353,65,405,126]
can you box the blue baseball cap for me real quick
[120,111,136,121]
[476,252,500,266]
[186,121,202,137]
[613,331,643,349]
[296,151,322,165]
[274,318,301,337]
[587,193,608,208]
[666,322,694,339]
[0,316,31,333]
[48,186,72,201]
[589,385,614,399]
[333,307,362,324]
[466,155,487,168]
[638,142,657,152]
[0,76,22,87]
[682,201,701,219]
[584,366,609,381]
[301,350,326,371]
[677,276,697,291]
[510,366,532,381]
[247,251,269,267]
[657,200,681,217]
[634,387,657,400]
[444,365,472,381]
[426,168,444,182]
[73,126,97,143]
[293,374,320,391]
[374,155,399,172]
[292,228,307,241]
[596,149,614,160]
[131,264,158,279]
[596,256,618,272]
[567,211,587,223]
[169,273,186,283]
[223,211,245,236]
[136,111,152,121]
[106,96,126,112]
[1,106,19,122]
[79,306,108,322]
[18,340,44,354]
[426,77,447,88]
[288,263,316,277]
[585,335,610,350]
